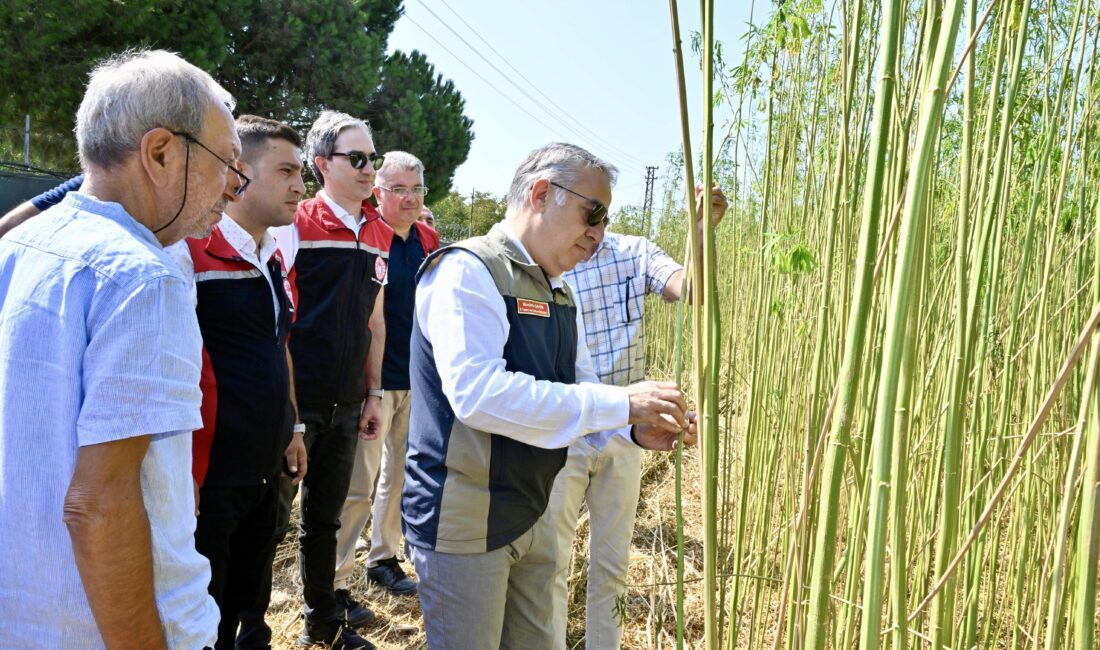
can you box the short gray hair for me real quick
[506,143,618,212]
[377,150,425,186]
[306,110,372,183]
[75,49,235,169]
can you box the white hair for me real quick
[377,150,425,186]
[506,142,618,212]
[75,49,235,169]
[306,110,372,183]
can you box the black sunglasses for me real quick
[171,131,251,196]
[549,181,609,227]
[331,150,385,171]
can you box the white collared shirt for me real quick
[319,189,367,232]
[167,214,284,330]
[414,221,636,451]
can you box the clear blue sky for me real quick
[387,0,755,210]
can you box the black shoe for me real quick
[366,557,418,596]
[335,588,376,628]
[297,619,376,649]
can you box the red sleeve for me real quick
[191,346,218,486]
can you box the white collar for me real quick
[220,213,277,265]
[318,189,364,228]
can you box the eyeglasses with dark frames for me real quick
[377,185,429,199]
[548,181,609,227]
[171,131,251,197]
[331,150,385,171]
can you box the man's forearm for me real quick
[64,443,166,649]
[286,348,300,422]
[366,293,386,391]
[0,201,41,238]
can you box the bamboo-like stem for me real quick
[1041,4,1094,646]
[909,300,1100,623]
[665,1,698,647]
[699,0,721,647]
[803,0,902,644]
[1071,175,1100,649]
[929,2,1029,646]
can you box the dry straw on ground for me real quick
[264,447,710,649]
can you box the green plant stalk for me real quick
[775,4,862,643]
[674,303,686,650]
[954,0,979,640]
[726,41,777,650]
[887,209,927,650]
[803,0,902,644]
[1041,5,1093,646]
[664,1,698,646]
[930,2,1029,646]
[1072,188,1100,648]
[699,0,722,646]
[858,156,939,650]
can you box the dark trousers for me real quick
[298,402,362,625]
[194,480,280,650]
[238,402,361,634]
[237,476,294,649]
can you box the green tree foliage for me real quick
[367,50,474,204]
[0,0,472,195]
[427,191,469,227]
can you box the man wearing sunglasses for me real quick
[402,142,699,648]
[549,182,728,648]
[268,110,389,650]
[334,151,439,600]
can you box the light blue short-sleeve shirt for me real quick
[0,193,218,648]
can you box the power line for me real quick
[405,15,645,179]
[433,0,653,169]
[403,16,586,151]
[417,0,648,172]
[413,1,649,176]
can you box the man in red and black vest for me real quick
[334,151,440,599]
[167,115,310,649]
[271,110,391,650]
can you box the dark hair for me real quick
[236,115,302,165]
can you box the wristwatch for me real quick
[367,388,385,399]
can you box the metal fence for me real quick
[434,222,472,246]
[0,165,71,214]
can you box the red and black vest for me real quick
[188,226,295,487]
[288,197,393,409]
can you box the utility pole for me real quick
[642,165,658,235]
[469,188,476,237]
[24,115,31,166]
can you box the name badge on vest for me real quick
[516,298,551,318]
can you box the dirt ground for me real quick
[263,446,707,649]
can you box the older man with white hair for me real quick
[0,49,242,649]
[402,142,698,648]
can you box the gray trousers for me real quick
[410,511,561,649]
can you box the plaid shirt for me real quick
[564,232,683,388]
